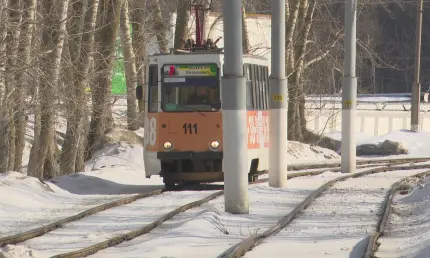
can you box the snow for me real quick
[0,172,129,237]
[285,141,339,163]
[326,129,430,158]
[3,100,430,257]
[307,96,412,103]
[375,176,430,258]
[245,168,430,258]
[12,191,217,257]
[325,131,372,145]
[88,171,346,258]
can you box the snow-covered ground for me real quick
[375,176,430,258]
[3,101,430,257]
[246,168,430,258]
[307,96,413,103]
[326,129,430,158]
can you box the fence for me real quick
[305,100,430,136]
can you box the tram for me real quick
[135,3,271,188]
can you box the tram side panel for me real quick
[144,113,161,178]
[247,110,270,172]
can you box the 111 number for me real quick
[183,123,198,134]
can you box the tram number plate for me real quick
[183,123,198,134]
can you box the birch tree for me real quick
[151,0,168,53]
[174,0,189,49]
[5,0,23,171]
[28,0,69,179]
[61,0,99,174]
[0,0,9,173]
[120,0,139,131]
[14,0,37,171]
[87,0,122,156]
[130,0,147,126]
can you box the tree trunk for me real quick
[0,1,8,171]
[285,0,306,141]
[174,0,189,49]
[7,106,15,171]
[130,1,146,127]
[28,0,69,179]
[151,0,168,53]
[75,104,89,172]
[27,16,42,177]
[87,0,122,156]
[5,0,23,171]
[241,5,250,54]
[0,109,8,172]
[60,0,99,174]
[14,0,37,172]
[120,0,139,131]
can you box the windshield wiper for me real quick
[176,104,206,117]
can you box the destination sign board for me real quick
[163,64,218,77]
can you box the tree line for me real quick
[0,0,414,179]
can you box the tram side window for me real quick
[256,65,263,110]
[244,64,254,110]
[263,66,269,109]
[250,65,258,108]
[148,64,158,113]
[258,66,266,110]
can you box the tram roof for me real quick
[149,49,268,61]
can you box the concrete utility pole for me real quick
[411,0,423,132]
[341,0,357,174]
[222,0,249,214]
[269,0,288,187]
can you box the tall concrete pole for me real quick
[411,0,423,132]
[269,0,288,187]
[341,0,357,174]
[222,0,249,214]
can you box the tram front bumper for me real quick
[157,151,223,160]
[157,151,223,182]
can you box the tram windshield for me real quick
[161,64,221,112]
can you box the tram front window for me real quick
[162,85,221,112]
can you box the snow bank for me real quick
[325,131,372,145]
[0,173,108,236]
[0,245,40,258]
[376,175,430,257]
[84,141,144,172]
[325,130,430,158]
[0,135,162,237]
[358,130,430,157]
[287,141,339,162]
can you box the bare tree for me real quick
[241,3,250,54]
[87,0,122,156]
[151,0,168,53]
[174,0,190,49]
[61,0,99,174]
[130,0,148,127]
[0,0,9,173]
[14,0,37,171]
[120,0,139,131]
[5,0,23,171]
[28,0,69,179]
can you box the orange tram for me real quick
[136,47,271,188]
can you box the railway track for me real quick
[1,157,430,257]
[363,171,430,258]
[219,162,430,258]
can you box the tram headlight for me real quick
[163,141,173,150]
[210,140,220,149]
